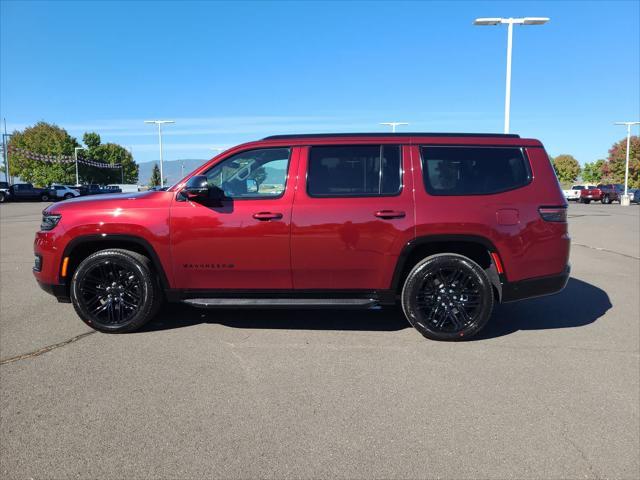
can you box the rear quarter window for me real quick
[420,146,531,196]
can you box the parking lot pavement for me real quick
[1,201,638,479]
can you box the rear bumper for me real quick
[501,266,570,303]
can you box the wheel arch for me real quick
[61,235,170,291]
[391,235,504,301]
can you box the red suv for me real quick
[34,133,570,340]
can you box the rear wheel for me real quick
[70,249,162,333]
[401,254,494,341]
[40,193,50,202]
[602,195,610,204]
[63,193,73,199]
[0,192,5,203]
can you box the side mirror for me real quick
[183,175,209,199]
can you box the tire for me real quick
[40,193,50,202]
[584,199,591,204]
[0,192,5,203]
[70,249,162,333]
[401,253,494,341]
[63,193,73,200]
[602,195,610,204]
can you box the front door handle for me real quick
[374,210,406,219]
[253,212,283,221]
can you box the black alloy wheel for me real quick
[401,253,494,341]
[41,193,50,202]
[70,249,161,332]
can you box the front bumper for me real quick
[37,280,70,303]
[501,265,570,303]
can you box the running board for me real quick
[182,298,379,309]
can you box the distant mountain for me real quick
[137,159,208,186]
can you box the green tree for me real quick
[581,159,605,184]
[602,136,639,188]
[80,132,138,184]
[552,154,581,185]
[149,164,161,187]
[7,122,79,186]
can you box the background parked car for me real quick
[50,185,81,200]
[0,181,10,203]
[8,183,52,201]
[628,188,640,204]
[579,184,623,204]
[563,184,587,201]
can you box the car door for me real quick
[290,144,415,290]
[170,146,298,290]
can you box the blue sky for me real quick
[1,0,638,165]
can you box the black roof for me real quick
[263,132,520,140]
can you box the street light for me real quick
[144,120,175,188]
[474,16,550,133]
[74,147,85,186]
[614,121,640,206]
[380,122,409,133]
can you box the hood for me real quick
[44,190,172,214]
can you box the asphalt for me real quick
[1,201,638,479]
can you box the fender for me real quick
[61,234,171,290]
[390,234,504,300]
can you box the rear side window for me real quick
[308,145,401,197]
[421,146,531,196]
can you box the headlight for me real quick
[40,213,62,231]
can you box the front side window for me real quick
[421,146,531,196]
[203,148,290,199]
[307,145,401,197]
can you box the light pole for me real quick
[144,120,175,188]
[74,147,85,186]
[474,17,549,133]
[380,122,409,133]
[614,121,640,206]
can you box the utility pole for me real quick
[3,119,10,183]
[144,120,175,188]
[614,121,640,206]
[380,122,409,133]
[473,17,550,133]
[74,147,85,186]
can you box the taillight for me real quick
[538,206,567,222]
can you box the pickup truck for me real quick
[579,184,624,204]
[563,185,586,201]
[7,183,52,202]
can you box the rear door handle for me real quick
[252,212,283,221]
[374,210,406,219]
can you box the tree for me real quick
[7,122,79,186]
[149,164,161,187]
[552,154,581,185]
[581,159,605,184]
[602,136,639,188]
[81,131,138,184]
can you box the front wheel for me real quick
[0,192,5,203]
[70,249,162,333]
[602,195,610,204]
[40,193,50,202]
[401,254,494,341]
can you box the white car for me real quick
[51,184,81,200]
[563,184,588,201]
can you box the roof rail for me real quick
[262,132,521,140]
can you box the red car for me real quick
[579,184,623,204]
[34,133,570,340]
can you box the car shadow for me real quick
[474,277,611,340]
[141,278,611,338]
